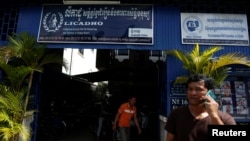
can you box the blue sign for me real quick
[38,5,153,45]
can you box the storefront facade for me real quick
[1,1,250,141]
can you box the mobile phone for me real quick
[206,90,216,100]
[203,90,216,108]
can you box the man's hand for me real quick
[112,124,117,131]
[201,95,219,117]
[201,95,224,124]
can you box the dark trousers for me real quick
[119,127,131,141]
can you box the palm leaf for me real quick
[165,49,194,71]
[0,111,12,124]
[0,85,24,116]
[174,76,189,84]
[165,43,250,85]
[0,32,66,141]
[0,123,30,141]
[211,53,250,70]
[0,64,31,91]
[0,85,30,141]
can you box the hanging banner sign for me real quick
[181,13,249,46]
[37,5,153,45]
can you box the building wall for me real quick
[1,2,250,141]
[1,1,250,125]
[4,3,250,117]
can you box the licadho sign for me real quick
[38,4,153,45]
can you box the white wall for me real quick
[62,48,98,76]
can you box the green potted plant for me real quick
[165,43,250,86]
[0,32,67,141]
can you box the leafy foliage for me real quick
[165,43,250,86]
[0,32,66,141]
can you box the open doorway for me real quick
[36,49,165,141]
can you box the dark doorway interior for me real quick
[36,49,163,141]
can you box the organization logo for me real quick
[183,15,203,35]
[42,12,64,32]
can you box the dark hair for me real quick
[128,95,137,99]
[187,74,215,90]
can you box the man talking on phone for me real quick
[165,74,236,141]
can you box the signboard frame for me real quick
[37,4,154,45]
[181,13,249,46]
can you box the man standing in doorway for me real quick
[112,95,141,141]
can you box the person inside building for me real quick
[112,95,142,141]
[96,93,113,141]
[165,74,236,141]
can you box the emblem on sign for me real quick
[183,15,203,35]
[42,12,64,32]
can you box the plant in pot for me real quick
[165,43,250,86]
[0,32,67,141]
